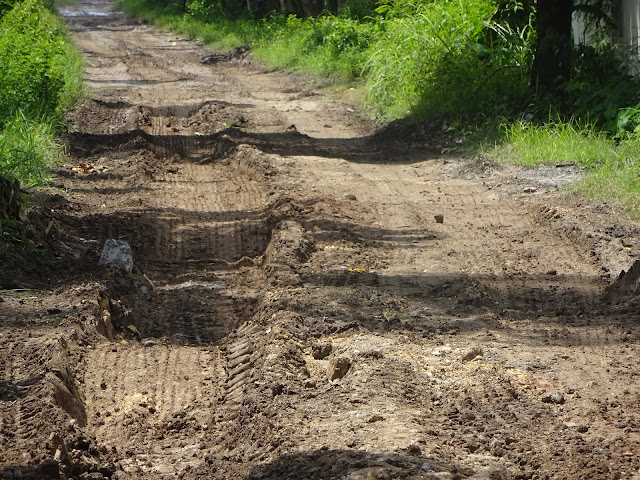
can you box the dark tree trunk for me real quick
[531,0,573,93]
[326,0,338,15]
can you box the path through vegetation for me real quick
[2,1,640,479]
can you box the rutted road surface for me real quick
[2,0,640,479]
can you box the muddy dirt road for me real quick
[2,1,640,479]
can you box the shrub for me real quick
[0,0,84,185]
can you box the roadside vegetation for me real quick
[0,0,84,246]
[117,0,640,219]
[0,0,85,187]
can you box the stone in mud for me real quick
[327,356,351,380]
[542,392,565,404]
[99,239,133,273]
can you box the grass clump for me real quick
[492,119,618,168]
[485,119,640,219]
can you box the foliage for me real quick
[365,0,533,118]
[563,43,640,133]
[0,111,60,187]
[0,0,84,186]
[254,14,378,78]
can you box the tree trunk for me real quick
[531,0,573,93]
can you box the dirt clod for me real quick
[460,346,483,362]
[311,343,332,360]
[327,356,351,380]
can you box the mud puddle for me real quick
[2,0,640,479]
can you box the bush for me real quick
[0,0,84,185]
[365,0,533,119]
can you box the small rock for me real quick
[468,469,507,480]
[98,239,133,273]
[542,392,565,404]
[546,269,557,275]
[421,463,432,472]
[461,411,476,421]
[523,186,537,193]
[577,425,589,433]
[366,414,385,423]
[461,346,483,362]
[143,340,158,347]
[100,382,107,390]
[345,194,357,201]
[431,473,453,480]
[407,444,422,455]
[327,356,351,380]
[434,214,444,224]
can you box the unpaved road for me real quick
[2,1,640,479]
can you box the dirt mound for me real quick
[606,259,640,304]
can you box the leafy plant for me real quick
[0,0,84,186]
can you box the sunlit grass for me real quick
[489,119,618,167]
[485,119,640,219]
[0,111,61,186]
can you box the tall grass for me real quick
[365,0,532,118]
[0,0,85,186]
[119,0,533,117]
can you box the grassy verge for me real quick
[0,0,86,188]
[485,120,640,219]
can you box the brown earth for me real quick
[2,1,640,479]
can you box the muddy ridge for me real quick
[1,0,640,479]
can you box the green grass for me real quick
[489,119,618,167]
[485,119,640,219]
[0,0,85,187]
[0,111,61,187]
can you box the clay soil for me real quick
[2,1,640,479]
